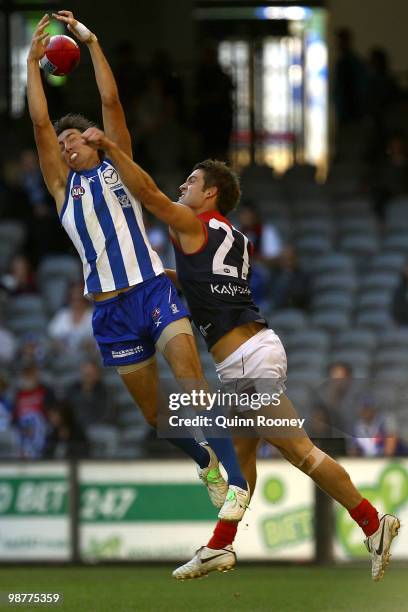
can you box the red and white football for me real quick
[40,35,80,76]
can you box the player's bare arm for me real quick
[27,14,68,211]
[164,269,180,289]
[53,10,132,158]
[83,128,205,240]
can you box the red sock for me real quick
[207,520,238,549]
[349,498,379,536]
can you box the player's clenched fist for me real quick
[82,128,110,149]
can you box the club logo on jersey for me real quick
[112,187,132,208]
[102,168,119,185]
[170,303,179,315]
[71,185,85,199]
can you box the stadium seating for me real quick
[334,329,377,352]
[311,310,350,333]
[287,349,327,371]
[312,291,354,313]
[285,329,330,353]
[370,253,406,274]
[86,424,119,458]
[375,348,408,369]
[383,233,408,253]
[356,309,394,330]
[0,427,20,458]
[329,349,371,376]
[0,221,26,273]
[296,235,332,257]
[269,309,308,337]
[7,294,45,318]
[116,427,150,458]
[38,255,82,313]
[4,157,408,460]
[337,216,378,236]
[313,272,357,293]
[339,234,380,259]
[360,272,400,291]
[377,328,408,349]
[314,253,354,275]
[357,290,392,311]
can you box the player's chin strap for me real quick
[67,21,98,44]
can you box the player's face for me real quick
[58,129,99,170]
[178,170,209,209]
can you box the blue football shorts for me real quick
[92,273,190,367]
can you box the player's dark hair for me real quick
[53,113,97,135]
[53,114,104,160]
[193,159,241,216]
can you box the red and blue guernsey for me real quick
[172,210,265,350]
[60,158,164,295]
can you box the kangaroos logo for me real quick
[71,185,85,199]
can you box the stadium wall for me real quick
[0,459,407,563]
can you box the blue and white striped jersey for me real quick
[60,159,164,295]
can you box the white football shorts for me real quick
[215,327,287,409]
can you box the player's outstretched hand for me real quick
[27,14,50,62]
[52,10,96,44]
[82,128,110,150]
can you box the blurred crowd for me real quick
[1,31,408,460]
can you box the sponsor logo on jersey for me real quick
[71,185,85,199]
[170,303,179,314]
[102,168,119,185]
[210,283,251,296]
[111,346,143,358]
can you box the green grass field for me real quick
[0,565,406,612]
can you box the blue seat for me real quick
[377,328,408,349]
[356,310,393,331]
[269,309,308,335]
[371,253,406,274]
[312,291,354,313]
[311,310,350,333]
[335,329,377,352]
[285,329,330,353]
[314,253,354,275]
[360,272,400,291]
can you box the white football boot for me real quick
[197,446,228,508]
[218,484,250,521]
[172,545,236,580]
[364,514,401,581]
